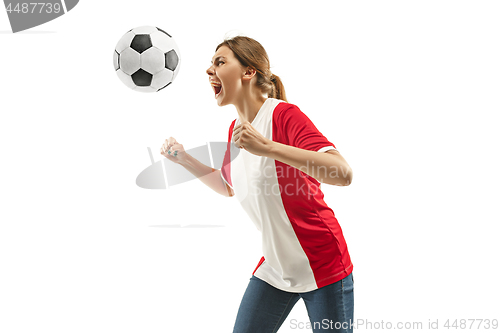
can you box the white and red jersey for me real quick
[221,98,353,292]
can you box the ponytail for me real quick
[270,74,287,102]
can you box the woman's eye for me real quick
[217,61,224,66]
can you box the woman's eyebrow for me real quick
[211,56,225,64]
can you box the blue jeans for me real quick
[232,273,354,333]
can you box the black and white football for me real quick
[114,26,181,92]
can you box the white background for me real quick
[1,1,499,332]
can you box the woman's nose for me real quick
[206,65,215,75]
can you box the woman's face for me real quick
[206,46,245,107]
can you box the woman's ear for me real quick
[242,67,257,81]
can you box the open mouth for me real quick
[211,81,222,98]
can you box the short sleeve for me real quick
[273,103,337,153]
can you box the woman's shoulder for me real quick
[272,99,305,121]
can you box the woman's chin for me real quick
[216,93,227,106]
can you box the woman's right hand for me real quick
[160,137,187,164]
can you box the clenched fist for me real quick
[232,120,274,157]
[160,137,187,164]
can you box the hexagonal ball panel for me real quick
[115,31,135,53]
[132,69,153,87]
[141,47,165,75]
[150,30,174,52]
[131,34,152,54]
[165,50,179,71]
[151,69,173,90]
[119,48,141,75]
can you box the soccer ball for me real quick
[114,26,181,92]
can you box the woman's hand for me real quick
[160,137,187,164]
[232,121,274,157]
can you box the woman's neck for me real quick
[234,93,267,124]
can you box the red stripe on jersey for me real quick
[252,256,266,275]
[221,119,237,187]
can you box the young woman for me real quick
[160,36,354,333]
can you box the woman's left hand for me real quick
[232,121,274,157]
